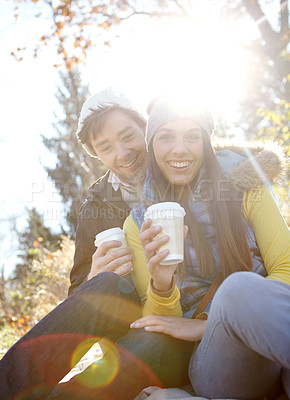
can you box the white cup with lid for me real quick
[144,202,186,265]
[94,227,130,273]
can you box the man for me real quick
[69,88,147,295]
[0,91,197,400]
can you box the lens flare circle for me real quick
[72,338,120,388]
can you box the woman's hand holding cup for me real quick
[140,202,186,293]
[140,218,179,292]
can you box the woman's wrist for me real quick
[151,277,174,294]
[196,319,207,341]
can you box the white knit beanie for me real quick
[146,99,215,147]
[76,87,143,139]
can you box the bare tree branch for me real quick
[105,6,186,21]
[172,0,187,14]
[280,0,289,33]
[241,0,289,95]
[241,0,279,51]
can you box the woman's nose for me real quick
[172,138,187,154]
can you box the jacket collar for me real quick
[88,170,111,197]
[86,171,129,210]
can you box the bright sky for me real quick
[0,0,280,276]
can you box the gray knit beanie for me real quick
[146,98,215,147]
[76,87,143,139]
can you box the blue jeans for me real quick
[0,272,194,400]
[189,272,290,399]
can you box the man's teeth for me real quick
[122,157,137,168]
[168,161,191,168]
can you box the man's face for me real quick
[90,110,147,185]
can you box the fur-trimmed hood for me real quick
[213,140,288,191]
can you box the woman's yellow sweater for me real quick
[123,186,290,316]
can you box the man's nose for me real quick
[117,143,131,160]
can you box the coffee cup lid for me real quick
[145,202,186,216]
[95,227,125,244]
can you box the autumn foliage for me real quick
[11,0,172,70]
[0,235,74,358]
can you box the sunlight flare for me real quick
[90,3,260,126]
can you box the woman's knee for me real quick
[210,271,262,318]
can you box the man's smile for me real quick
[120,156,138,169]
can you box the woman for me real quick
[123,98,290,399]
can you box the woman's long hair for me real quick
[148,132,252,280]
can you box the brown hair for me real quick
[78,105,146,158]
[148,130,252,280]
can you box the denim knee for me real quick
[117,329,195,387]
[210,271,262,320]
[75,272,135,297]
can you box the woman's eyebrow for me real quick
[185,128,202,133]
[157,127,202,133]
[157,128,174,133]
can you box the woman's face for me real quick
[152,119,204,186]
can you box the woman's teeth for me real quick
[122,157,137,168]
[168,161,191,168]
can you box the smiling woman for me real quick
[124,96,290,399]
[152,120,204,187]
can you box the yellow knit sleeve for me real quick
[243,185,290,284]
[123,215,151,305]
[143,284,182,317]
[123,215,182,316]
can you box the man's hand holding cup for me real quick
[88,228,133,280]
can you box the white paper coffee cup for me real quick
[144,202,186,265]
[94,227,130,272]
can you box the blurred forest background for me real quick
[0,0,289,357]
